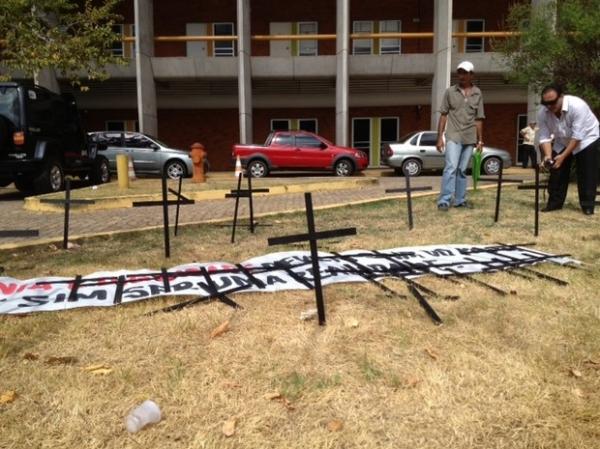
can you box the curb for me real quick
[23,177,378,213]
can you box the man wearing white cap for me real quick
[436,61,485,210]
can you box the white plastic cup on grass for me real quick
[125,400,162,433]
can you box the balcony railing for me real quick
[121,31,519,43]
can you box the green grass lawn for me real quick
[1,185,599,449]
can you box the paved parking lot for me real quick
[0,169,534,249]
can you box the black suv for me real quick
[0,82,110,193]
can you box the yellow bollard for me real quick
[116,154,130,189]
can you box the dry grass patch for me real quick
[1,186,600,448]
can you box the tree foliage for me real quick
[0,0,123,85]
[498,0,600,110]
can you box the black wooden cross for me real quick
[385,169,432,230]
[479,162,524,223]
[268,192,356,326]
[516,164,545,236]
[225,172,270,243]
[39,179,95,249]
[168,176,195,236]
[132,172,196,257]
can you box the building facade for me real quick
[58,0,542,171]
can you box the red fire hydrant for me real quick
[190,142,207,183]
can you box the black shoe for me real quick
[541,205,562,212]
[437,204,449,212]
[583,208,594,215]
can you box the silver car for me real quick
[382,131,512,176]
[88,131,195,179]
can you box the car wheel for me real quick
[402,159,422,177]
[334,159,354,177]
[483,157,502,175]
[33,158,64,193]
[165,160,187,179]
[90,157,111,184]
[248,159,268,178]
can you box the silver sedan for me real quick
[382,131,512,176]
[88,132,195,179]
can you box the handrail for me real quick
[121,31,520,43]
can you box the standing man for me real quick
[436,61,485,211]
[519,122,538,168]
[538,84,599,215]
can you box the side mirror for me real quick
[320,142,328,150]
[150,143,160,150]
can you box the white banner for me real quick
[0,244,574,315]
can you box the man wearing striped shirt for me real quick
[537,84,600,215]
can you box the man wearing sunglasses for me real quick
[436,61,485,211]
[538,84,599,215]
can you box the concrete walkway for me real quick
[0,169,535,249]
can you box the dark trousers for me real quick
[521,144,536,168]
[547,138,599,211]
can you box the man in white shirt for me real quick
[519,122,538,168]
[537,84,600,215]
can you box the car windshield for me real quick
[144,134,169,148]
[0,87,20,127]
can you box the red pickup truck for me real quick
[232,131,369,177]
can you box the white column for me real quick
[34,69,60,94]
[237,0,253,144]
[430,0,453,130]
[335,0,350,146]
[134,0,158,136]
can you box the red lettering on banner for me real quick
[0,282,53,296]
[0,283,17,295]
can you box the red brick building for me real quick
[64,0,536,171]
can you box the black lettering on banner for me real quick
[230,275,252,288]
[149,285,170,296]
[173,281,195,292]
[18,296,50,307]
[197,276,233,292]
[266,275,286,286]
[56,290,109,302]
[123,287,150,299]
[424,249,455,257]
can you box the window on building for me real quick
[352,118,371,152]
[111,25,124,56]
[298,118,317,133]
[380,117,399,152]
[298,22,318,56]
[105,120,139,132]
[379,20,401,55]
[271,119,290,131]
[465,19,485,52]
[106,120,125,131]
[213,22,235,57]
[111,24,135,58]
[352,21,373,55]
[271,118,318,132]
